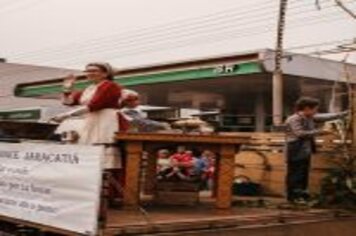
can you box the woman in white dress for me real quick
[52,62,125,202]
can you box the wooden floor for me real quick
[102,197,356,236]
[0,196,355,235]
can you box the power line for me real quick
[2,40,355,95]
[9,0,322,60]
[5,12,354,70]
[0,0,29,10]
[10,0,349,63]
[0,0,21,9]
[0,0,44,15]
[288,38,356,51]
[262,38,356,62]
[15,17,352,68]
[27,8,355,67]
[1,39,355,86]
[9,0,279,57]
[4,0,355,68]
[306,44,356,56]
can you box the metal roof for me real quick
[260,50,356,83]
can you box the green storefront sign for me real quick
[15,61,262,97]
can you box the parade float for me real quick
[0,51,355,235]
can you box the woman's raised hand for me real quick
[63,74,76,90]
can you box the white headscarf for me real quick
[119,89,139,106]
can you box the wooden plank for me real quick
[260,182,285,196]
[116,133,347,149]
[156,181,200,191]
[216,144,236,209]
[311,154,339,169]
[143,151,157,195]
[117,132,347,210]
[233,150,339,197]
[235,151,286,166]
[123,141,143,207]
[234,166,286,196]
[116,132,252,145]
[235,168,286,181]
[154,191,199,206]
[0,215,82,236]
[233,168,332,197]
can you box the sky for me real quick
[0,0,355,70]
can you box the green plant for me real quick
[319,147,356,210]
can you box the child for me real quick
[193,150,214,189]
[156,149,172,180]
[285,97,348,203]
[166,146,194,181]
[205,152,216,190]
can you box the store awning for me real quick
[15,61,262,98]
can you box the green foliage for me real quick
[319,147,356,210]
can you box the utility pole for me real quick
[334,0,356,147]
[273,0,288,126]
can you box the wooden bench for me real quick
[116,132,252,209]
[154,181,200,206]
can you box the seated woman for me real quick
[120,90,170,132]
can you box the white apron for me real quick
[78,82,121,169]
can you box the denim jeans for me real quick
[286,140,312,201]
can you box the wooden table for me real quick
[116,132,253,209]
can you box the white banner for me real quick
[0,142,103,235]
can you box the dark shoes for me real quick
[287,190,311,204]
